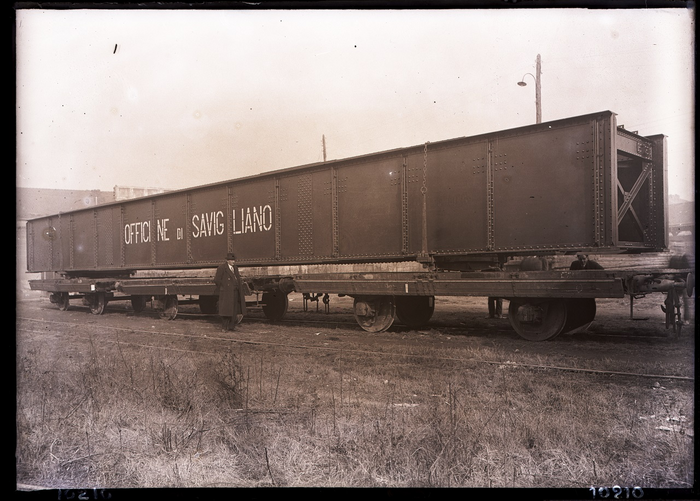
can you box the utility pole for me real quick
[535,54,542,124]
[517,53,542,124]
[322,134,327,162]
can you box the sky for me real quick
[16,7,695,201]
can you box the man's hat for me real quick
[226,252,236,260]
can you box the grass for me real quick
[16,324,694,489]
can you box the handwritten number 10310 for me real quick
[590,486,644,499]
[57,490,111,500]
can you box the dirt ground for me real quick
[16,290,695,373]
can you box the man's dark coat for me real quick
[570,259,604,270]
[214,262,247,317]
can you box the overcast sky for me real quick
[16,7,695,201]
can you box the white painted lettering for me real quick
[191,214,200,239]
[205,212,213,235]
[253,206,262,232]
[123,220,150,245]
[244,208,253,233]
[157,219,169,242]
[192,211,226,238]
[216,211,224,235]
[232,209,241,234]
[232,205,273,235]
[127,205,274,243]
[199,214,207,236]
[262,204,273,231]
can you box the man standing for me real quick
[482,265,503,319]
[488,296,503,319]
[570,253,604,270]
[214,252,247,331]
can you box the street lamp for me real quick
[517,54,542,124]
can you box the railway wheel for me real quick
[51,292,70,311]
[262,290,288,322]
[159,295,178,320]
[199,295,219,314]
[86,292,107,315]
[130,295,148,313]
[395,296,435,328]
[508,298,567,341]
[562,298,596,334]
[353,296,395,333]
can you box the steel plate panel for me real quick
[71,211,96,270]
[95,207,116,268]
[648,134,668,250]
[424,141,489,252]
[53,216,64,271]
[278,170,333,260]
[337,157,403,257]
[188,185,229,263]
[402,152,424,254]
[153,194,188,265]
[26,218,51,272]
[58,214,71,270]
[121,200,153,266]
[278,175,303,259]
[492,121,600,250]
[311,169,333,258]
[229,179,277,263]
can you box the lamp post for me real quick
[517,54,542,124]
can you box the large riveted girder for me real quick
[26,111,667,276]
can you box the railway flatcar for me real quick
[26,111,694,340]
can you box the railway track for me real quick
[16,303,694,382]
[21,296,686,343]
[16,309,675,350]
